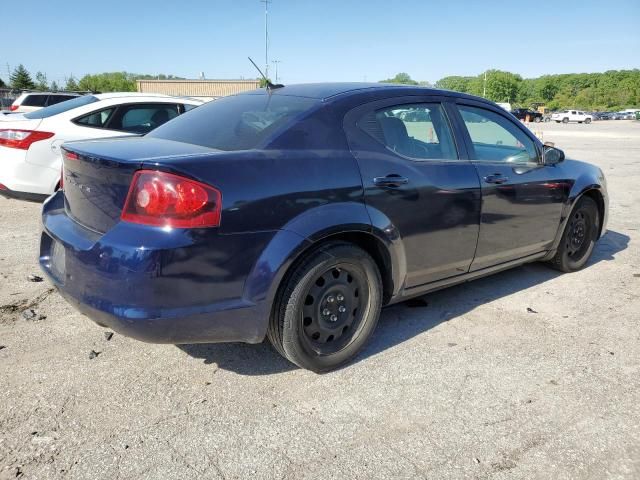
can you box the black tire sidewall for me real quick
[557,197,599,271]
[280,244,382,372]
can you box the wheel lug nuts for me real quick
[330,314,338,322]
[338,306,346,313]
[327,296,335,303]
[322,309,331,316]
[337,294,344,301]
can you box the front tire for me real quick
[268,242,382,372]
[549,196,600,272]
[534,117,541,123]
[562,117,569,124]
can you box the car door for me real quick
[450,100,569,270]
[345,97,481,287]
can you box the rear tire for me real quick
[585,118,591,124]
[267,242,382,372]
[534,117,541,123]
[549,196,599,272]
[562,117,569,124]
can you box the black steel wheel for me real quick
[549,196,600,272]
[268,241,382,372]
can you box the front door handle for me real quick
[483,174,508,184]
[373,174,409,187]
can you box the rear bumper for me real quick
[0,145,58,196]
[39,191,277,344]
[0,184,49,202]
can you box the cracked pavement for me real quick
[1,121,639,479]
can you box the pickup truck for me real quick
[551,110,593,124]
[511,108,543,122]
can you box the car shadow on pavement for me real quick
[178,230,629,375]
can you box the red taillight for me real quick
[121,170,222,228]
[9,105,18,111]
[0,129,54,150]
[0,183,7,190]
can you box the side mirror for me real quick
[543,145,565,165]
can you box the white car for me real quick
[0,93,203,200]
[551,110,592,124]
[9,92,81,113]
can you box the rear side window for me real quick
[75,108,116,128]
[22,94,48,107]
[147,94,318,151]
[458,105,537,163]
[359,103,457,160]
[116,104,179,133]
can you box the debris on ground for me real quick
[0,345,5,351]
[527,307,538,314]
[27,274,44,282]
[22,309,37,320]
[104,331,114,341]
[88,350,101,359]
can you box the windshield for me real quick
[24,95,99,119]
[147,94,318,151]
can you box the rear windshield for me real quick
[147,94,318,150]
[24,95,99,119]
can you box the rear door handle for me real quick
[373,175,409,187]
[483,174,508,184]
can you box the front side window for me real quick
[458,105,537,163]
[47,95,77,106]
[359,103,457,160]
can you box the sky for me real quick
[3,0,639,86]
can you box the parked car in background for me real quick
[551,110,593,124]
[511,108,543,122]
[0,97,16,112]
[592,112,611,121]
[9,92,81,113]
[0,93,203,200]
[39,83,608,372]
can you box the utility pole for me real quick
[272,60,281,83]
[483,70,487,97]
[261,0,271,79]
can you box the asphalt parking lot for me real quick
[1,120,639,480]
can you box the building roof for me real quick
[136,79,261,98]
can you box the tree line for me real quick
[3,64,638,111]
[1,64,185,93]
[382,70,640,111]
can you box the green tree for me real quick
[65,76,79,91]
[435,76,473,92]
[482,70,522,103]
[35,72,48,91]
[50,81,59,92]
[10,64,35,90]
[379,72,419,85]
[78,72,137,92]
[0,77,5,88]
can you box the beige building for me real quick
[136,79,261,100]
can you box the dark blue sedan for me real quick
[39,83,608,372]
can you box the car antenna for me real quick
[248,57,284,90]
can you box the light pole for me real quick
[260,0,271,79]
[272,60,282,83]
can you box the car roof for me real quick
[240,82,477,101]
[92,92,203,104]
